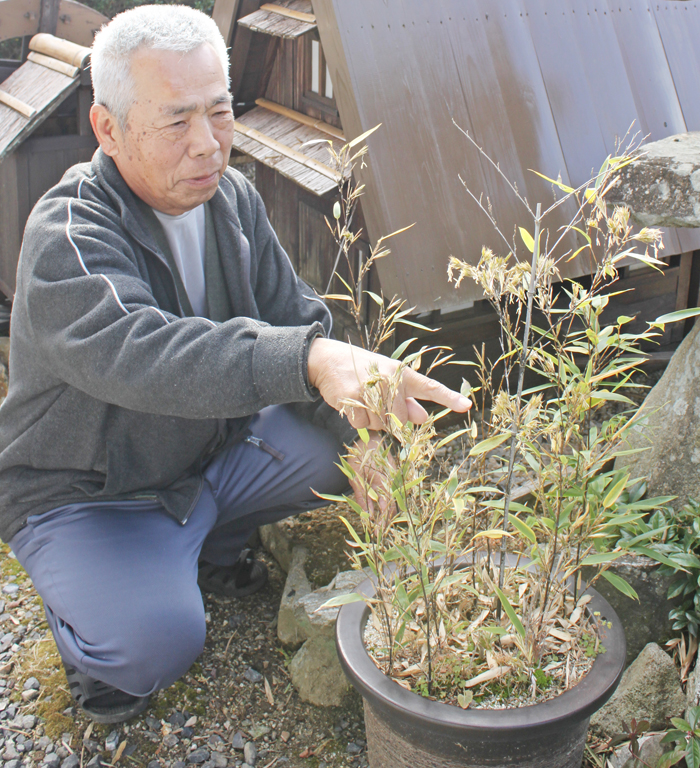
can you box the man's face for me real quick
[93,44,234,215]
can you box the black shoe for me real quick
[63,662,150,724]
[197,548,268,597]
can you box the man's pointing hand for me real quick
[307,338,471,430]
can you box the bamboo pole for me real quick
[259,3,315,24]
[0,90,36,119]
[255,98,345,141]
[29,33,91,68]
[27,51,79,78]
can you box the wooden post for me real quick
[77,87,92,137]
[38,0,60,35]
[671,251,694,343]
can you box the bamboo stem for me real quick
[498,202,542,592]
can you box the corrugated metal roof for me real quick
[314,0,700,312]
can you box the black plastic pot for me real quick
[336,584,625,768]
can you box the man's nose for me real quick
[189,115,220,157]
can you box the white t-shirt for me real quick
[152,204,206,317]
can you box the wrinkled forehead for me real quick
[128,44,230,111]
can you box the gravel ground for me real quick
[0,539,370,768]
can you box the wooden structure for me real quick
[214,0,700,379]
[214,0,374,340]
[0,0,106,299]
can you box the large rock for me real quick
[609,734,671,768]
[277,546,311,646]
[585,555,676,666]
[286,570,368,707]
[590,643,686,738]
[616,320,700,508]
[607,132,700,227]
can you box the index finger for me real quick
[402,369,472,412]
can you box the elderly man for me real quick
[0,5,469,724]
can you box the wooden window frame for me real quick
[300,31,339,120]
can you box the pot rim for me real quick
[336,581,626,735]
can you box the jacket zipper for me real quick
[244,435,286,461]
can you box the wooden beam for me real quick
[212,0,241,46]
[27,51,79,78]
[259,3,315,23]
[672,251,694,343]
[38,0,59,34]
[234,120,341,181]
[255,98,345,140]
[229,0,262,97]
[0,90,36,119]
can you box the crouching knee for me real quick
[91,603,207,697]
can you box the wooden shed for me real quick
[217,0,700,374]
[0,0,106,299]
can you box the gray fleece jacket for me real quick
[0,149,352,543]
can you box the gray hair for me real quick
[91,4,230,129]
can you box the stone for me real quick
[590,643,686,738]
[173,762,186,768]
[21,689,39,702]
[289,638,349,708]
[163,735,179,749]
[43,753,61,768]
[607,132,700,228]
[616,320,700,508]
[243,743,256,766]
[145,717,160,731]
[104,732,119,752]
[86,756,103,768]
[3,743,18,760]
[609,734,671,768]
[168,713,186,728]
[56,747,70,760]
[83,740,101,755]
[243,668,263,685]
[231,732,245,751]
[277,546,311,646]
[5,760,21,768]
[23,677,39,690]
[147,761,160,768]
[259,522,295,573]
[209,753,226,768]
[287,569,369,707]
[1,586,18,597]
[247,725,269,741]
[186,748,209,764]
[20,715,36,730]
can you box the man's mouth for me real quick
[184,171,219,187]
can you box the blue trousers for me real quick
[10,405,348,697]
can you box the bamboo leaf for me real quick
[601,570,639,600]
[436,429,470,449]
[580,551,625,566]
[654,307,700,326]
[469,433,510,457]
[493,585,526,639]
[316,592,366,610]
[391,337,417,360]
[529,169,574,193]
[347,123,381,149]
[604,475,629,508]
[519,227,535,253]
[510,515,537,544]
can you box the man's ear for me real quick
[90,104,122,157]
